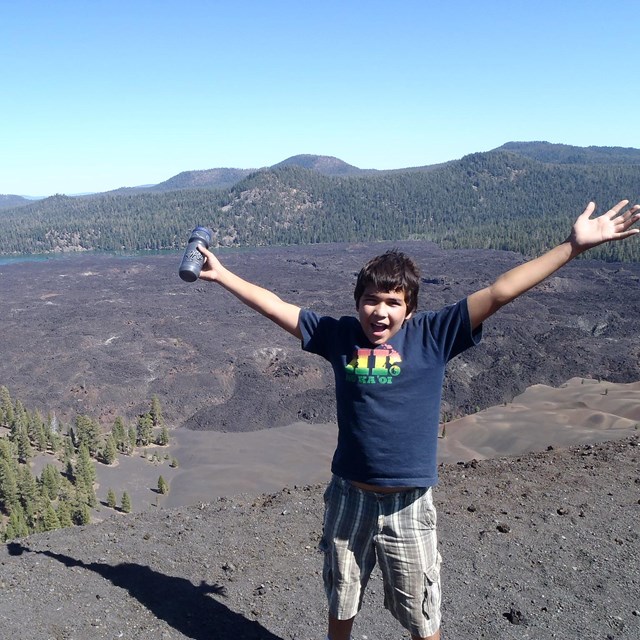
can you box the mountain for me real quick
[495,141,640,165]
[152,167,254,191]
[0,194,32,210]
[4,143,639,202]
[271,154,367,176]
[1,144,638,262]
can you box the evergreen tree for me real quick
[17,464,39,512]
[150,395,164,427]
[5,503,29,540]
[16,426,32,464]
[128,426,137,451]
[156,425,170,446]
[101,434,118,465]
[56,499,73,528]
[136,413,153,446]
[74,444,97,506]
[42,502,61,532]
[74,414,101,456]
[72,499,91,525]
[0,458,18,514]
[0,386,13,426]
[112,416,129,453]
[39,463,62,500]
[12,400,29,435]
[0,437,14,463]
[121,491,132,513]
[106,488,117,509]
[157,475,169,495]
[29,409,46,451]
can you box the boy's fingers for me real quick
[607,199,630,217]
[580,201,596,218]
[197,245,213,260]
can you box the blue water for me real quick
[0,249,175,267]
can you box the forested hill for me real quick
[1,145,639,262]
[496,141,640,165]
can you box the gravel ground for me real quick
[1,436,639,640]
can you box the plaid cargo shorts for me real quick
[319,475,442,637]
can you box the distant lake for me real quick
[0,249,177,267]
[0,245,256,268]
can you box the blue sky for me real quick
[2,0,639,196]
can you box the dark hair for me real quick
[354,250,420,314]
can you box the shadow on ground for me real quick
[8,543,283,640]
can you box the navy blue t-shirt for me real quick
[299,300,481,487]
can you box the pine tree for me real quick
[101,434,118,465]
[156,425,170,446]
[136,414,153,446]
[0,437,13,463]
[157,476,169,495]
[128,426,137,451]
[74,444,96,489]
[74,444,97,507]
[56,499,73,528]
[17,465,39,512]
[72,499,91,525]
[121,491,132,513]
[112,416,129,453]
[12,400,29,435]
[16,426,32,464]
[150,395,164,427]
[0,458,19,514]
[5,503,29,540]
[74,414,101,456]
[39,464,61,500]
[42,502,61,532]
[0,386,13,427]
[106,488,117,509]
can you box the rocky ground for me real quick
[1,242,639,431]
[1,436,638,640]
[1,243,639,639]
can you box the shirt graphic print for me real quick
[344,344,402,385]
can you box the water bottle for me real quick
[178,226,213,282]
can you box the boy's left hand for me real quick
[570,200,640,252]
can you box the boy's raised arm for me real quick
[197,246,303,339]
[467,200,640,331]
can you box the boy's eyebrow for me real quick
[362,290,406,301]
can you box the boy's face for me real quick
[356,285,412,345]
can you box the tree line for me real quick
[0,150,638,262]
[0,387,174,542]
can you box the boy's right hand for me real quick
[197,246,224,282]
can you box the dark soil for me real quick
[1,436,638,639]
[1,243,639,638]
[1,243,639,431]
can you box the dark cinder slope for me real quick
[1,242,639,431]
[1,437,638,639]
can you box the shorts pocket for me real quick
[419,490,438,529]
[422,558,442,620]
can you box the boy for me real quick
[196,200,639,640]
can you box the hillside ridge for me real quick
[4,141,639,202]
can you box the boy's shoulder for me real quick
[300,308,359,331]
